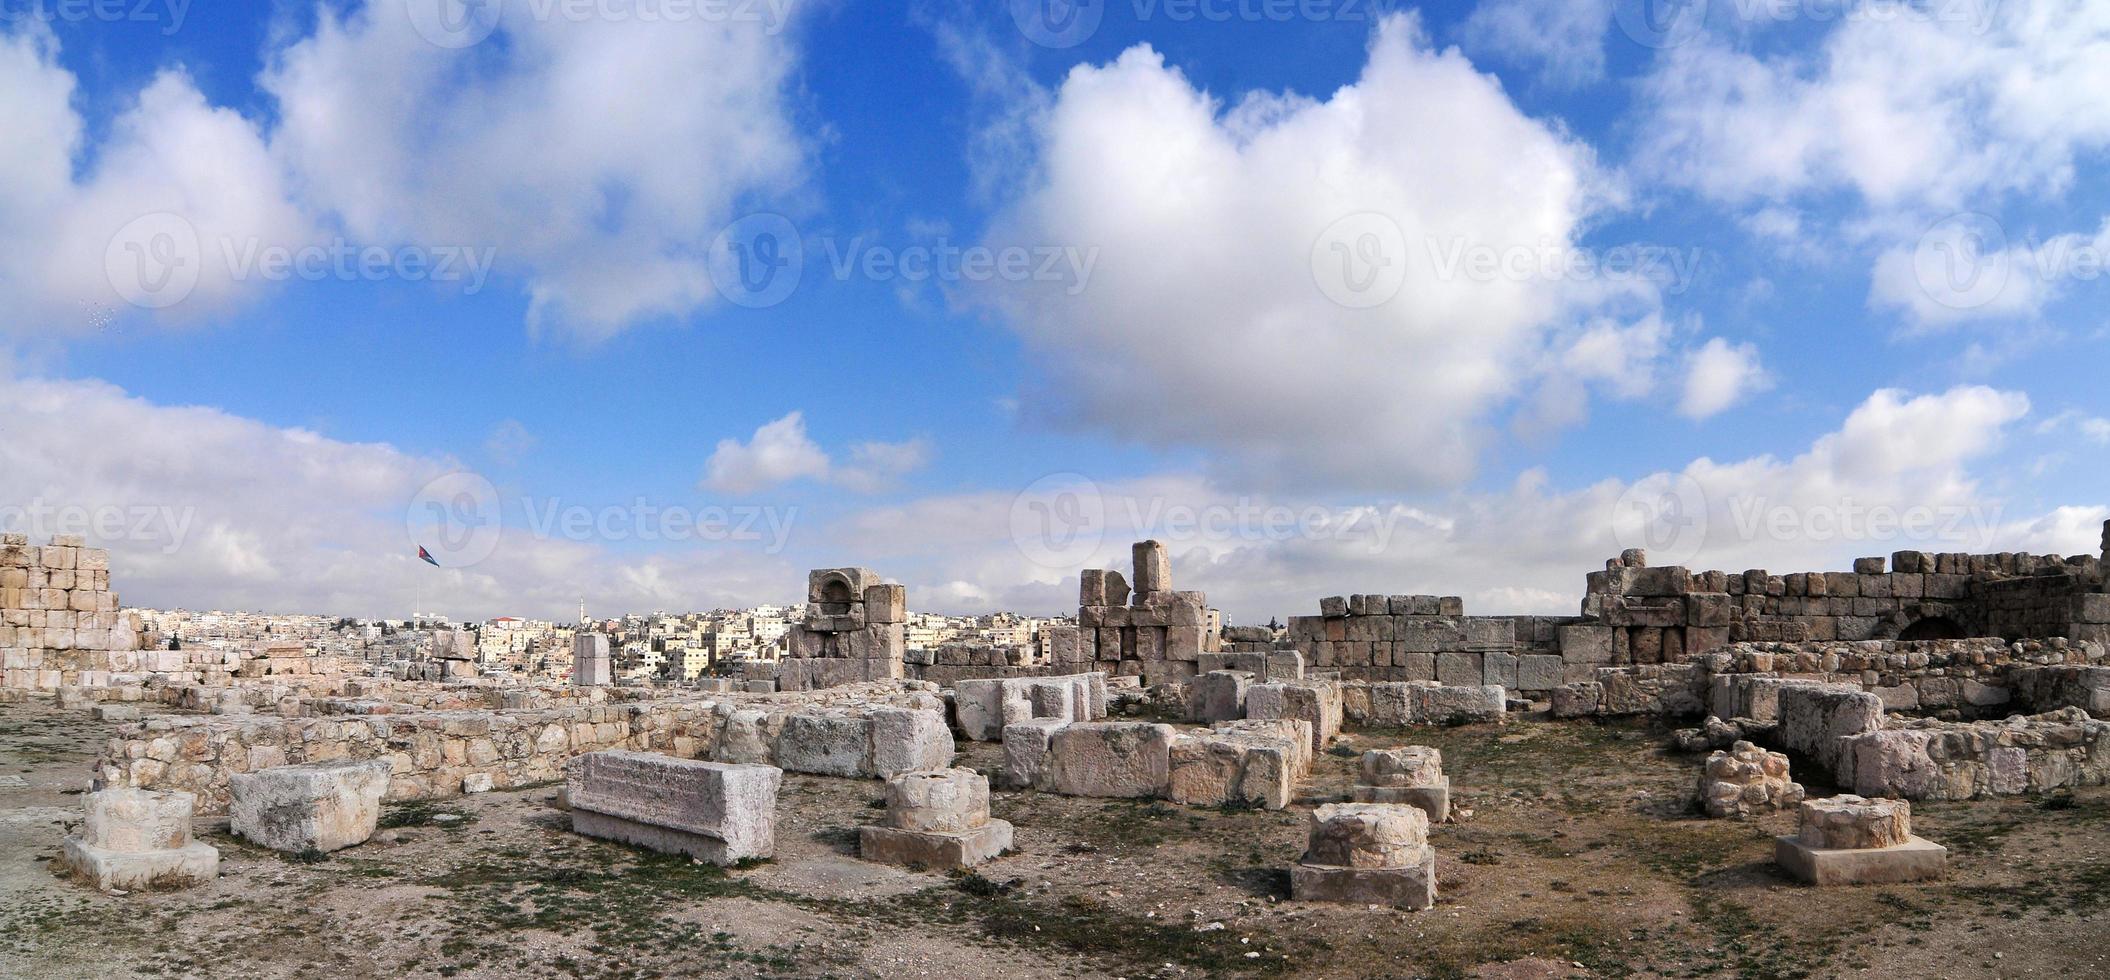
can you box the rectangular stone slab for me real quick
[859,819,1012,871]
[567,751,780,862]
[1773,835,1947,886]
[1291,847,1436,909]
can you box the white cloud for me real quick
[1458,0,1614,88]
[699,412,932,495]
[1869,215,2110,329]
[484,419,537,466]
[1678,336,1769,419]
[0,2,809,337]
[981,14,1660,491]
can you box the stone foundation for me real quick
[60,788,218,891]
[1290,803,1436,909]
[230,759,391,853]
[859,768,1012,870]
[1775,794,1945,885]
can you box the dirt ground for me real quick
[5,701,2108,979]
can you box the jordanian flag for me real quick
[418,546,440,567]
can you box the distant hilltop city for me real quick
[134,604,1083,686]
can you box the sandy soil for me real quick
[4,699,2107,979]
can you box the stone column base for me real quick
[62,837,218,891]
[1352,778,1449,823]
[1774,835,1947,886]
[573,809,742,866]
[1291,846,1436,909]
[859,819,1013,870]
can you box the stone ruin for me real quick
[1052,540,1224,687]
[1354,746,1449,823]
[1,534,147,691]
[60,787,219,892]
[859,766,1013,870]
[230,759,392,854]
[776,568,908,692]
[572,632,612,687]
[567,750,781,866]
[1775,794,1947,886]
[1698,741,1803,818]
[1290,803,1437,909]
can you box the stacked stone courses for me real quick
[1,534,148,690]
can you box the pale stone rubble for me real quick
[1004,718,1314,810]
[952,673,1107,741]
[61,788,219,891]
[230,759,392,853]
[1698,741,1803,818]
[1290,803,1437,909]
[860,767,1013,870]
[567,750,781,865]
[1775,794,1947,886]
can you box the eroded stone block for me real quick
[567,751,780,865]
[230,759,392,854]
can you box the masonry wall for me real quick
[0,535,148,690]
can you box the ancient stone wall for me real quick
[1056,541,1224,688]
[777,568,907,691]
[0,535,148,690]
[1285,595,1574,691]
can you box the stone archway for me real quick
[1897,616,1968,641]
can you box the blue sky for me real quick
[2,0,2105,623]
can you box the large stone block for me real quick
[859,821,1012,870]
[230,759,392,854]
[63,792,218,893]
[1132,540,1172,595]
[1190,669,1253,724]
[1560,624,1616,664]
[1047,722,1176,798]
[1777,686,1885,780]
[1166,719,1310,810]
[869,708,954,776]
[1001,718,1065,789]
[1797,795,1911,850]
[572,633,611,687]
[863,583,907,624]
[1245,682,1342,751]
[1303,803,1428,868]
[567,751,780,865]
[774,712,874,777]
[1291,850,1435,909]
[1774,833,1946,886]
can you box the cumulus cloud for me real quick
[981,14,1667,491]
[1,1,808,337]
[1868,215,2110,329]
[700,412,932,495]
[1458,0,1614,88]
[1677,337,1769,419]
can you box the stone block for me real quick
[1304,802,1428,868]
[572,633,611,687]
[1190,670,1253,724]
[1361,746,1442,788]
[881,767,990,833]
[864,583,907,624]
[859,821,1012,870]
[1482,651,1518,689]
[81,787,197,853]
[568,751,780,865]
[1435,651,1480,687]
[230,759,392,854]
[62,812,218,893]
[1412,683,1507,726]
[1166,719,1309,810]
[1774,835,1945,886]
[1517,654,1564,692]
[1245,682,1342,750]
[1320,596,1348,618]
[869,708,954,776]
[1132,540,1172,594]
[1797,795,1911,850]
[1290,851,1436,909]
[1777,686,1885,780]
[1047,722,1176,798]
[1560,624,1615,664]
[774,712,874,778]
[1001,718,1065,789]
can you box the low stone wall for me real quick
[96,686,952,814]
[1549,665,1708,719]
[1842,708,2110,800]
[1701,637,2099,715]
[1341,682,1507,727]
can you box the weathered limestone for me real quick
[0,534,148,691]
[567,750,781,865]
[779,568,908,692]
[953,673,1106,741]
[1245,682,1342,751]
[60,788,218,891]
[1077,540,1225,681]
[1776,685,1885,780]
[1046,722,1176,798]
[1698,741,1804,818]
[229,759,392,853]
[1166,719,1313,810]
[1290,803,1436,909]
[572,633,611,687]
[859,767,1012,870]
[1840,707,2110,800]
[1775,795,1946,885]
[1190,669,1253,724]
[1353,747,1449,822]
[1001,718,1065,790]
[1347,681,1507,727]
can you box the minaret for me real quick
[578,597,588,627]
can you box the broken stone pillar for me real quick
[61,788,218,891]
[230,759,393,854]
[1132,539,1171,599]
[1290,803,1436,909]
[572,632,611,687]
[1774,795,1946,885]
[1699,741,1804,818]
[859,768,1013,870]
[1353,747,1449,822]
[1245,682,1342,751]
[568,751,781,865]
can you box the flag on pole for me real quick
[418,546,440,567]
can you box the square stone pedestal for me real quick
[859,819,1013,870]
[1291,846,1436,909]
[61,838,218,892]
[1774,835,1947,886]
[1353,777,1449,823]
